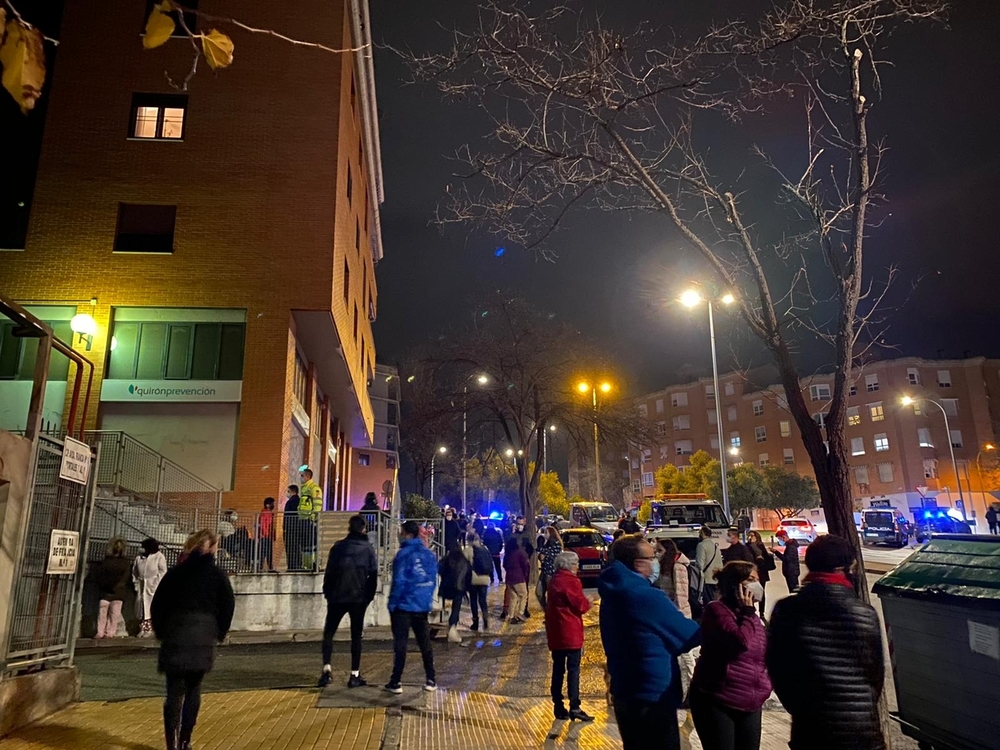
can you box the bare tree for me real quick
[404,0,946,593]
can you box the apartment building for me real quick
[627,357,1000,526]
[0,0,385,513]
[343,363,400,511]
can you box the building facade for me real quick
[0,0,385,513]
[627,357,1000,528]
[344,364,400,511]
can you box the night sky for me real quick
[369,0,1000,393]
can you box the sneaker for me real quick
[554,705,570,720]
[569,709,594,722]
[317,671,332,689]
[384,681,403,694]
[347,674,367,689]
[499,611,509,620]
[522,609,531,619]
[447,625,462,643]
[424,680,437,692]
[509,616,524,625]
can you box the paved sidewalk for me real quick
[0,689,385,750]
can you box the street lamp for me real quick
[577,379,613,501]
[462,372,490,516]
[430,445,447,503]
[902,395,966,519]
[543,424,557,473]
[977,443,996,500]
[729,446,743,464]
[681,288,736,521]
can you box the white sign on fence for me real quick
[58,436,92,486]
[46,530,80,575]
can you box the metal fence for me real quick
[3,435,97,675]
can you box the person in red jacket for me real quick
[545,551,594,722]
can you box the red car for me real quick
[559,528,609,582]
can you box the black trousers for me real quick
[164,671,205,745]
[491,555,503,582]
[448,596,463,627]
[389,610,436,684]
[550,649,582,710]
[784,574,800,593]
[284,520,302,570]
[260,538,273,570]
[469,585,489,628]
[690,689,762,750]
[322,602,368,671]
[615,694,681,750]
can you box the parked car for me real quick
[776,517,817,545]
[861,508,912,548]
[914,511,972,543]
[558,528,609,582]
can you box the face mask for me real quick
[646,559,661,584]
[746,581,764,603]
[516,524,525,532]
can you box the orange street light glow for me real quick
[577,382,590,393]
[600,382,612,393]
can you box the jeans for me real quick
[614,693,681,750]
[689,689,762,750]
[448,596,463,628]
[784,575,799,594]
[389,610,435,684]
[322,602,368,671]
[469,585,489,628]
[97,599,123,638]
[164,671,205,746]
[550,649,582,710]
[260,538,274,571]
[492,555,503,583]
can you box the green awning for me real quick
[873,535,1000,609]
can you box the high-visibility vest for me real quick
[298,480,321,521]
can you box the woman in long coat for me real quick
[133,537,167,637]
[152,529,235,750]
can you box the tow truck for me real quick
[643,494,731,558]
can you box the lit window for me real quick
[847,406,861,426]
[730,432,741,448]
[874,433,889,452]
[671,392,688,408]
[918,428,933,448]
[673,415,691,430]
[937,370,952,387]
[755,426,767,443]
[753,400,764,416]
[950,430,964,448]
[780,420,791,438]
[783,448,794,465]
[868,402,884,422]
[130,94,187,140]
[877,462,894,483]
[809,384,831,402]
[907,368,920,385]
[865,374,879,392]
[758,453,769,467]
[851,437,865,456]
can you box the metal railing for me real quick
[85,431,222,511]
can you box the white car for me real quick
[776,517,817,544]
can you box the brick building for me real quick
[0,0,385,513]
[621,356,1000,529]
[347,364,401,510]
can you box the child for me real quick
[258,497,276,571]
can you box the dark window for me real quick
[135,323,167,378]
[355,219,360,251]
[164,324,192,379]
[343,259,350,304]
[386,455,397,470]
[108,319,245,380]
[350,75,356,112]
[217,324,245,379]
[130,93,187,140]
[115,204,176,253]
[0,321,71,381]
[107,322,139,379]
[145,0,198,35]
[293,354,308,406]
[358,453,370,467]
[359,336,364,369]
[387,403,398,425]
[353,303,358,341]
[361,261,366,297]
[346,165,353,204]
[561,532,602,549]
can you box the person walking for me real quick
[385,521,438,693]
[771,530,801,593]
[537,526,563,608]
[95,538,131,639]
[722,528,755,565]
[767,535,885,750]
[501,516,534,620]
[283,484,302,571]
[132,538,167,638]
[598,535,701,750]
[503,536,530,624]
[257,498,276,572]
[298,468,322,570]
[443,507,461,553]
[151,529,235,750]
[466,532,494,631]
[317,514,378,689]
[986,504,998,535]
[439,540,472,643]
[696,526,723,610]
[483,521,504,584]
[689,561,771,750]
[745,531,774,620]
[546,551,594,722]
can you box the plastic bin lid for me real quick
[872,535,1000,610]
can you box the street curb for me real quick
[75,626,396,652]
[380,706,403,750]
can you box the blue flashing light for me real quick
[494,247,506,257]
[489,511,504,520]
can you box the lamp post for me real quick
[681,288,736,522]
[462,373,490,516]
[729,446,743,465]
[430,445,447,503]
[977,443,996,485]
[543,424,556,474]
[578,380,612,501]
[902,396,966,519]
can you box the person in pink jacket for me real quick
[690,561,771,750]
[655,538,691,617]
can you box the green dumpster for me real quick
[873,534,1000,750]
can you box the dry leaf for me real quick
[202,29,234,70]
[143,2,175,49]
[0,21,46,113]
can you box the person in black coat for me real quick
[721,528,756,565]
[771,530,801,593]
[317,515,378,689]
[443,507,461,553]
[483,522,504,583]
[438,545,471,643]
[766,534,885,750]
[151,529,235,750]
[283,485,302,570]
[746,530,775,619]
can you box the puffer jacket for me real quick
[388,538,438,613]
[545,569,590,651]
[766,576,885,750]
[691,600,771,713]
[438,548,471,599]
[323,532,378,604]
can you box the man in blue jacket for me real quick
[384,520,438,693]
[598,535,700,750]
